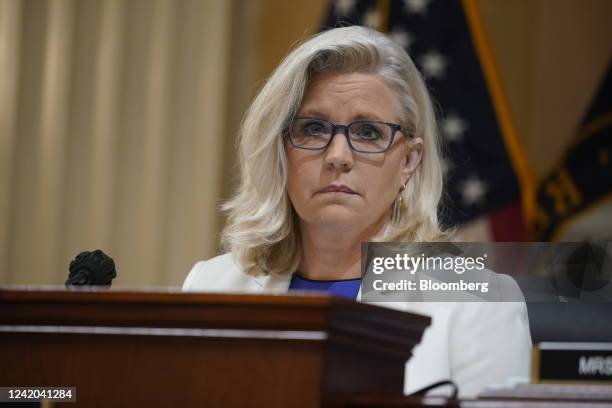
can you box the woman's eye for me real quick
[354,125,381,140]
[302,123,326,136]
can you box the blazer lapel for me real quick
[253,273,292,294]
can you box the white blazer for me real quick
[182,253,532,398]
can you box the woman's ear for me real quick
[401,137,424,186]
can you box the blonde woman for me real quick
[183,26,531,397]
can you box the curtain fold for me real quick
[1,0,234,286]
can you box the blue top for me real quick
[288,274,362,300]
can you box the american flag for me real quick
[321,0,533,241]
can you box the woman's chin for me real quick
[309,205,366,225]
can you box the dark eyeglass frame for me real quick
[286,116,412,154]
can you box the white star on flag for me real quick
[418,50,449,80]
[363,9,382,29]
[334,0,356,16]
[390,29,415,51]
[441,114,469,142]
[459,176,488,206]
[404,0,430,15]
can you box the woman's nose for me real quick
[324,129,354,171]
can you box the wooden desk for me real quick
[0,288,430,407]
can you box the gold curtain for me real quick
[0,0,245,287]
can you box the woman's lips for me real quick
[317,184,358,194]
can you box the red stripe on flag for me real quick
[489,201,527,241]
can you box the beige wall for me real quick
[478,0,611,177]
[1,0,610,287]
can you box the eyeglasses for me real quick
[287,117,409,154]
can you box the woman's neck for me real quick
[297,218,385,280]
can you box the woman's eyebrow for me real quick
[298,110,386,122]
[297,109,329,119]
[352,113,384,122]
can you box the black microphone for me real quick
[65,249,117,286]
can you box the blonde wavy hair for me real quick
[221,26,448,277]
